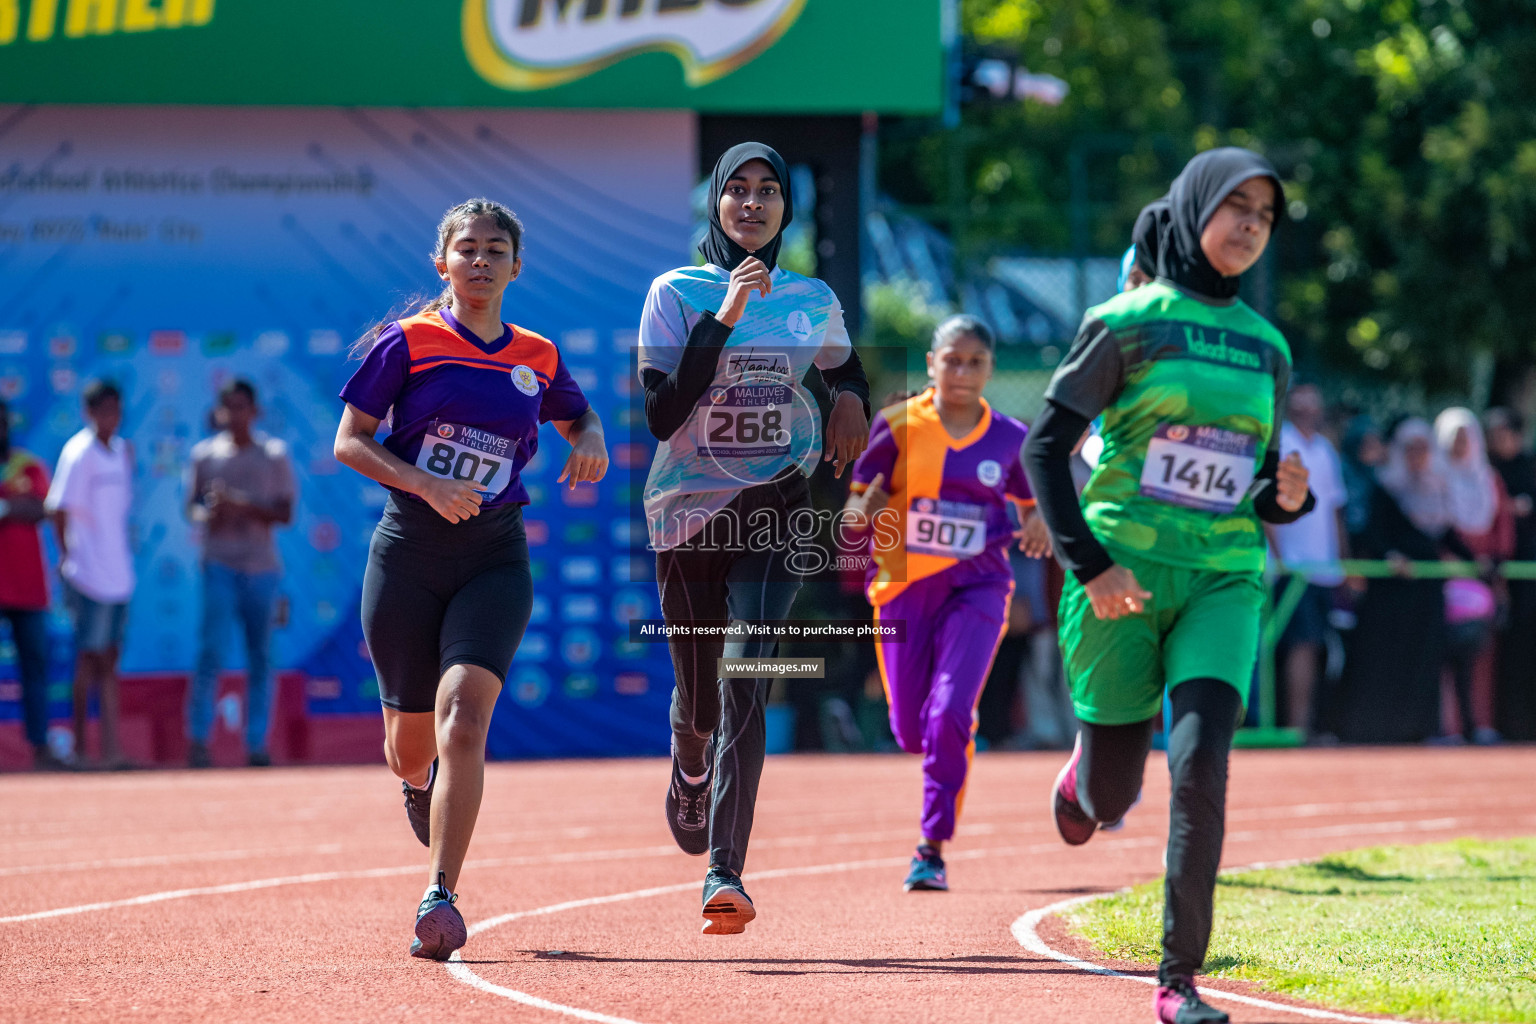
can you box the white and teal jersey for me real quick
[638,264,852,550]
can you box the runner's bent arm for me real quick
[333,403,482,523]
[1250,361,1316,523]
[1023,402,1114,583]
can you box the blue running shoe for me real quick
[701,866,755,935]
[410,872,466,961]
[903,844,948,891]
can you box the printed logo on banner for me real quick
[561,593,600,622]
[201,333,237,356]
[561,627,599,667]
[0,372,24,400]
[255,331,290,356]
[96,332,130,354]
[614,672,649,696]
[149,330,186,356]
[563,673,598,699]
[0,332,26,355]
[463,0,807,90]
[510,667,550,707]
[307,330,342,355]
[51,334,78,358]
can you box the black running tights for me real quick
[1075,677,1244,983]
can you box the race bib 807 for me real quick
[415,421,517,498]
[1139,423,1257,514]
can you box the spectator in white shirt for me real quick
[1266,383,1348,740]
[45,380,135,768]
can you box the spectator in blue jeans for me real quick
[185,379,295,767]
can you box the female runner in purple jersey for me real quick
[334,198,607,960]
[845,315,1050,891]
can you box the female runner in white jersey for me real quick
[639,142,870,934]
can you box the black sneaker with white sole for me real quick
[410,872,466,961]
[402,759,437,848]
[701,866,755,935]
[665,750,711,857]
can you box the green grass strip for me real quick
[1066,837,1536,1023]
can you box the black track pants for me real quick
[1074,677,1244,983]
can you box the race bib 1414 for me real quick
[1139,423,1257,513]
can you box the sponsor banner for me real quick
[0,0,940,112]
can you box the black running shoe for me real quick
[1154,976,1229,1024]
[402,759,436,848]
[665,748,711,857]
[410,873,466,961]
[701,866,755,935]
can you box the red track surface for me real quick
[4,748,1532,1024]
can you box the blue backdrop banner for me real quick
[0,105,688,758]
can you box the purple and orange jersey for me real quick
[850,390,1033,606]
[340,306,589,508]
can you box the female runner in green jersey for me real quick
[1023,148,1315,1024]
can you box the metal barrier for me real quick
[1247,559,1536,746]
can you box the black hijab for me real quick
[1130,198,1167,281]
[699,142,793,273]
[1152,147,1284,300]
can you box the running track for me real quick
[3,748,1531,1024]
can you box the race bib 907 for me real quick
[907,497,988,558]
[416,421,517,498]
[1139,423,1257,513]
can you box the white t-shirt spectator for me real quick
[46,429,135,603]
[1270,421,1347,585]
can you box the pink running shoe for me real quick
[1051,733,1097,846]
[1153,976,1229,1023]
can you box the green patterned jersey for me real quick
[1044,280,1291,573]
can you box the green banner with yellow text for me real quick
[0,0,941,112]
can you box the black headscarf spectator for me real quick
[1486,407,1536,739]
[1338,419,1473,743]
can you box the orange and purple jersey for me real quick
[339,307,589,508]
[850,390,1033,606]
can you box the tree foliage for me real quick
[887,0,1536,391]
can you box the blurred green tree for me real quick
[887,0,1536,393]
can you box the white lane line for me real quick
[6,808,1501,926]
[446,815,1507,1024]
[1010,881,1402,1022]
[0,824,1027,924]
[0,844,347,879]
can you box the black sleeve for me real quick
[1043,315,1126,421]
[640,311,731,441]
[818,347,871,421]
[1251,448,1317,524]
[1022,401,1115,584]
